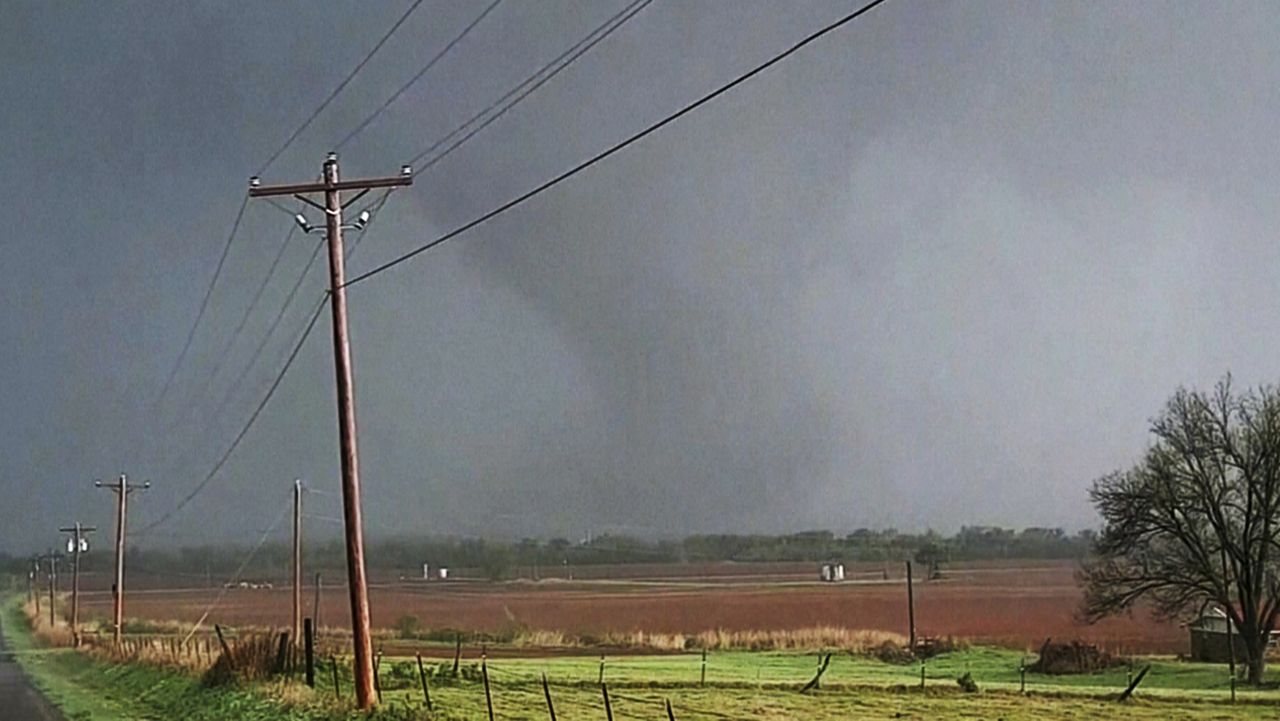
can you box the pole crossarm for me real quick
[249,172,412,198]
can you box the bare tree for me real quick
[1081,376,1280,684]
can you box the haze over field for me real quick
[4,1,1280,551]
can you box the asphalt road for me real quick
[0,620,64,721]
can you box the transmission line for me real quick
[257,0,428,175]
[334,0,504,150]
[138,295,329,535]
[188,222,299,409]
[408,0,652,168]
[156,195,250,403]
[346,0,890,288]
[154,202,397,493]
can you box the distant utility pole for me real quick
[96,475,149,644]
[249,153,412,709]
[40,549,62,628]
[31,558,40,616]
[906,560,916,652]
[58,522,97,645]
[293,479,303,652]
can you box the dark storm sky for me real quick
[4,1,1280,552]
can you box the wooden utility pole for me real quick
[58,522,96,644]
[249,154,412,709]
[43,550,61,628]
[293,479,303,652]
[31,558,40,616]
[906,560,916,652]
[96,474,149,644]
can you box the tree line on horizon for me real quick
[0,525,1093,581]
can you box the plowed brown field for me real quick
[75,560,1183,653]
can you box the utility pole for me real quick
[59,522,96,645]
[293,479,303,652]
[31,558,40,616]
[906,560,916,653]
[40,550,62,628]
[249,154,412,709]
[96,475,149,644]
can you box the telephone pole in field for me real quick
[96,475,149,644]
[39,549,63,628]
[30,558,40,616]
[293,479,303,652]
[59,522,96,645]
[249,153,412,709]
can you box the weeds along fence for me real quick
[18,600,1257,715]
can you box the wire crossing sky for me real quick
[5,1,1280,551]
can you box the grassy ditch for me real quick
[0,595,438,720]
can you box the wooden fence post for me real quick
[482,654,495,721]
[332,655,342,701]
[274,632,291,674]
[373,649,383,704]
[1117,665,1151,702]
[214,625,234,671]
[304,619,315,688]
[416,652,432,711]
[700,648,706,687]
[598,654,605,684]
[665,698,677,721]
[453,633,462,677]
[602,682,614,721]
[541,672,557,721]
[799,653,831,693]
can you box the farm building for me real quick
[1187,608,1277,663]
[819,562,845,582]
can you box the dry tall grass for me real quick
[509,626,911,653]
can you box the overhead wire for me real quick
[156,195,250,403]
[187,222,300,410]
[138,294,330,536]
[256,0,428,176]
[345,0,891,288]
[180,497,293,643]
[151,199,401,525]
[334,0,505,151]
[212,196,391,425]
[408,0,652,169]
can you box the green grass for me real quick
[386,645,1273,699]
[0,596,425,720]
[5,593,1274,720]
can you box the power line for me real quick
[156,195,250,403]
[151,199,398,518]
[408,0,652,168]
[189,222,299,409]
[345,0,891,288]
[344,189,395,262]
[180,497,292,644]
[256,0,428,175]
[138,295,330,536]
[212,236,326,424]
[213,197,392,427]
[334,0,505,151]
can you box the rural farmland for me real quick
[74,560,1183,654]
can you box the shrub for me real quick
[393,614,422,639]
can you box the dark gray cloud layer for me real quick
[4,1,1279,551]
